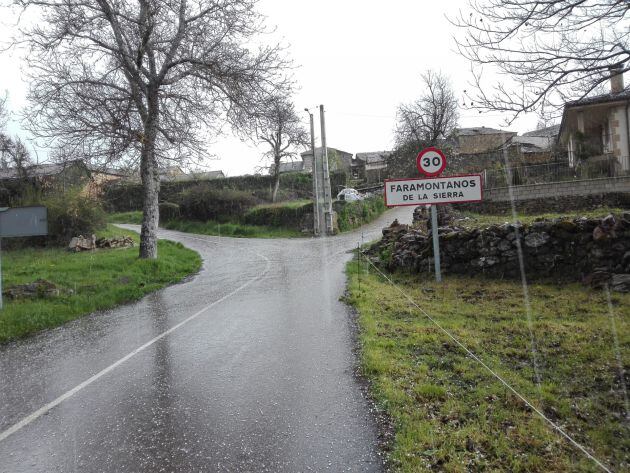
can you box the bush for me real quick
[178,185,258,222]
[102,183,144,212]
[335,196,386,232]
[242,203,312,229]
[159,202,180,221]
[43,191,107,245]
[102,171,348,212]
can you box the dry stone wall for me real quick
[368,212,630,292]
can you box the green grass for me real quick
[106,210,143,224]
[252,199,312,210]
[457,207,627,229]
[107,203,309,238]
[162,219,303,238]
[0,225,201,343]
[346,263,629,472]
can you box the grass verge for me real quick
[457,207,627,229]
[162,219,303,238]
[106,210,143,224]
[345,262,629,472]
[337,196,388,232]
[0,225,201,343]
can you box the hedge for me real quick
[102,171,347,212]
[178,186,258,222]
[242,203,313,230]
[334,196,386,232]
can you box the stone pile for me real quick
[413,204,455,231]
[369,212,630,291]
[68,235,134,252]
[96,236,134,249]
[3,279,61,300]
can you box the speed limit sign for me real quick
[416,147,446,177]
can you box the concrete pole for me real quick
[319,105,334,234]
[305,109,320,235]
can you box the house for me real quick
[276,161,304,174]
[187,170,225,180]
[558,66,629,172]
[353,151,393,183]
[523,124,561,139]
[158,165,187,182]
[158,166,226,182]
[495,125,560,164]
[0,159,125,198]
[299,147,353,173]
[452,127,517,154]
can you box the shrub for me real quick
[102,171,347,212]
[43,191,107,245]
[242,203,312,229]
[102,183,144,212]
[178,185,258,222]
[159,202,180,221]
[335,196,386,232]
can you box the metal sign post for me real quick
[430,204,442,283]
[383,147,483,283]
[0,206,48,309]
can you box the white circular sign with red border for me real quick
[416,147,446,177]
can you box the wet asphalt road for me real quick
[0,207,412,473]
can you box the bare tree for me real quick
[394,70,459,149]
[13,0,291,258]
[0,96,32,176]
[0,95,7,131]
[239,96,307,202]
[452,0,630,121]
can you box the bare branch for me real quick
[451,0,630,121]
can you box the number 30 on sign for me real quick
[416,147,446,177]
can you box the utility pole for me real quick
[305,108,320,235]
[319,105,334,234]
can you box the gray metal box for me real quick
[0,206,48,238]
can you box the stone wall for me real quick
[483,176,630,202]
[457,176,630,214]
[460,192,630,214]
[456,133,516,154]
[368,213,630,291]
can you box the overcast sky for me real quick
[0,0,540,176]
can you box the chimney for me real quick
[609,64,625,94]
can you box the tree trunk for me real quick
[271,157,281,203]
[139,93,160,259]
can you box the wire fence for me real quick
[355,248,614,473]
[483,157,628,190]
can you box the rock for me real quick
[585,269,612,289]
[611,274,630,292]
[3,279,60,299]
[555,220,578,233]
[602,214,616,229]
[68,234,96,252]
[497,239,512,252]
[592,226,610,241]
[524,232,550,248]
[401,233,418,243]
[471,256,500,268]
